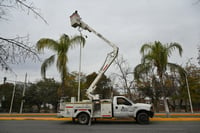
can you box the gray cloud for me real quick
[1,0,199,82]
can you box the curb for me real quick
[0,113,200,121]
[0,117,68,121]
[1,113,200,116]
[151,118,200,121]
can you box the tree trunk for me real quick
[179,99,183,112]
[163,96,170,117]
[154,99,160,112]
[126,87,133,101]
[160,75,170,117]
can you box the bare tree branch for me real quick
[0,0,46,72]
[113,55,135,101]
[0,35,40,71]
[0,0,48,24]
[15,0,48,24]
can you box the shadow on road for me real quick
[59,120,156,125]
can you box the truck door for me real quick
[113,97,133,117]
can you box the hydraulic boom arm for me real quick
[70,11,119,100]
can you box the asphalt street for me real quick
[0,120,200,133]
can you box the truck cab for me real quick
[113,96,154,124]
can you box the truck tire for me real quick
[77,113,90,125]
[136,112,149,124]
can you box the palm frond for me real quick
[56,53,68,81]
[41,55,55,79]
[36,38,59,52]
[167,42,183,57]
[140,43,152,55]
[134,63,152,80]
[167,62,185,76]
[59,34,70,47]
[70,35,86,48]
[36,34,86,85]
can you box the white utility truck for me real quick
[57,11,154,125]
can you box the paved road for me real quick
[0,120,200,133]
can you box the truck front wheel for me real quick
[136,112,149,124]
[77,113,90,125]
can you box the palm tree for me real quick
[134,41,184,117]
[36,34,85,97]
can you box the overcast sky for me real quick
[1,0,200,83]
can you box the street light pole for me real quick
[20,73,27,113]
[77,28,84,102]
[77,42,82,102]
[184,72,194,113]
[9,74,17,114]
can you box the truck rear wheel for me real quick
[77,113,90,125]
[136,112,149,124]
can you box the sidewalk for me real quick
[0,113,200,121]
